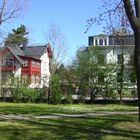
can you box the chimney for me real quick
[21,41,28,50]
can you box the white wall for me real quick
[40,52,50,88]
[14,60,21,77]
[105,46,134,64]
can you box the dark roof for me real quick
[1,43,52,64]
[22,45,47,59]
[8,46,25,56]
[8,46,25,64]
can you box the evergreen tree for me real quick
[5,24,28,46]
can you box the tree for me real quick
[48,63,76,104]
[76,46,115,102]
[0,0,27,26]
[5,24,28,46]
[122,0,140,122]
[86,0,140,122]
[44,24,67,102]
[45,24,67,73]
[0,0,28,97]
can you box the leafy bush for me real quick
[62,95,73,104]
[49,75,63,104]
[12,82,40,103]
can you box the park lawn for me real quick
[0,102,138,116]
[0,114,139,140]
[0,103,139,139]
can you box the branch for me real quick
[85,0,123,33]
[0,0,26,26]
[0,0,6,25]
[1,7,21,24]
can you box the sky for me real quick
[1,0,104,60]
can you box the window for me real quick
[99,39,103,45]
[32,61,36,67]
[88,37,93,46]
[31,75,35,84]
[109,36,114,45]
[117,54,123,64]
[36,75,40,84]
[95,39,98,46]
[5,59,13,66]
[22,74,29,83]
[36,62,41,67]
[31,61,40,67]
[23,60,28,67]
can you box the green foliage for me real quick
[5,24,28,46]
[54,64,76,104]
[12,84,40,103]
[63,95,73,104]
[50,74,63,104]
[9,78,42,103]
[76,47,116,100]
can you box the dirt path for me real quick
[0,111,138,120]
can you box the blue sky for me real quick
[2,0,104,59]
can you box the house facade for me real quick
[0,43,52,89]
[87,34,136,90]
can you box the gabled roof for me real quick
[23,45,46,57]
[8,46,25,64]
[0,43,52,64]
[22,44,51,59]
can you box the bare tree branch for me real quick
[45,24,67,74]
[85,0,124,34]
[0,0,28,26]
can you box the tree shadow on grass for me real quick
[0,110,139,140]
[0,114,139,140]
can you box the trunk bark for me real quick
[118,89,123,104]
[134,32,140,122]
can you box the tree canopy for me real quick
[5,24,28,46]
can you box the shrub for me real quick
[62,95,73,104]
[49,75,63,104]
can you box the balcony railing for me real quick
[1,66,16,71]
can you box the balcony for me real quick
[21,66,40,74]
[1,66,16,71]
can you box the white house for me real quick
[88,34,136,90]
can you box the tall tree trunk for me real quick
[118,89,123,104]
[134,33,140,122]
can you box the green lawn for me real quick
[0,103,139,140]
[0,102,138,115]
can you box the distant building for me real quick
[87,34,136,90]
[0,43,52,89]
[88,34,134,46]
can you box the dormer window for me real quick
[23,60,28,67]
[92,35,109,46]
[5,59,13,66]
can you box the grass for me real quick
[0,102,138,115]
[0,115,139,140]
[0,102,139,140]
